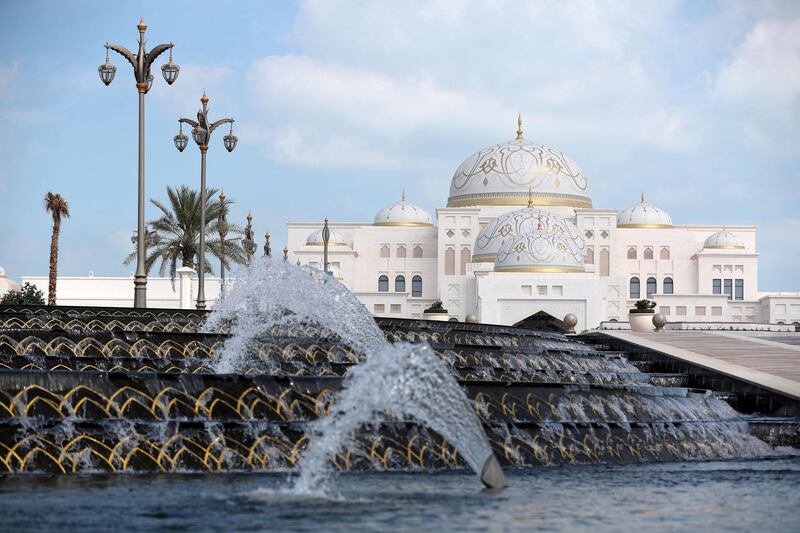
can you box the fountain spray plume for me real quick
[206,256,386,373]
[206,257,506,490]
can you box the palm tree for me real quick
[124,185,247,283]
[43,192,70,305]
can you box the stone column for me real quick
[177,267,196,309]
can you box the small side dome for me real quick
[306,228,347,246]
[704,229,744,249]
[617,193,672,228]
[373,191,433,227]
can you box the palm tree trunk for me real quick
[47,217,60,305]
[182,248,194,270]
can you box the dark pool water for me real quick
[1,458,799,532]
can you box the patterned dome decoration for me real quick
[373,191,433,227]
[704,229,745,249]
[494,225,586,273]
[447,115,591,208]
[306,228,348,246]
[474,203,584,263]
[617,193,673,228]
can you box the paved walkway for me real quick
[601,330,800,400]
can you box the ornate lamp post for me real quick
[218,191,228,297]
[243,212,257,265]
[100,19,179,308]
[322,217,330,274]
[174,93,237,309]
[263,231,272,258]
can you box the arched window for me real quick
[585,247,594,265]
[460,247,471,275]
[660,247,670,260]
[627,247,637,260]
[630,277,640,298]
[412,245,423,258]
[647,277,657,296]
[380,245,390,258]
[445,247,455,275]
[412,275,422,297]
[378,275,388,292]
[395,275,405,292]
[643,247,653,260]
[396,245,406,258]
[663,277,673,294]
[599,248,609,276]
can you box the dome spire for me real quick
[527,186,534,208]
[516,113,524,140]
[641,191,645,203]
[401,189,406,202]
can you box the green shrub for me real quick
[630,299,656,313]
[424,300,448,314]
[1,283,46,305]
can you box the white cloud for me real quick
[713,17,800,155]
[152,63,235,117]
[242,1,724,172]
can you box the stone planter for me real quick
[629,312,655,332]
[423,312,449,322]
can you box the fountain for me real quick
[0,257,794,479]
[207,258,505,489]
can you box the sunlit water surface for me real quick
[1,458,798,532]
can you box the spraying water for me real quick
[206,257,504,490]
[206,258,385,373]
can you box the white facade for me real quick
[284,120,800,331]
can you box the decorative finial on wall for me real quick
[516,113,524,140]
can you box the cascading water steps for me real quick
[0,259,796,481]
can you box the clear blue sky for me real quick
[1,0,798,291]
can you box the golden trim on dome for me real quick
[617,223,673,228]
[447,193,592,208]
[494,266,585,273]
[704,244,745,249]
[471,256,495,263]
[372,221,433,227]
[306,241,349,247]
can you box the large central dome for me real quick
[447,116,591,208]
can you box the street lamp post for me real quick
[174,93,237,309]
[100,18,179,308]
[243,212,256,264]
[218,191,228,298]
[322,217,330,274]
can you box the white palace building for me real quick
[285,118,800,331]
[6,118,800,331]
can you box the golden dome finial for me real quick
[516,113,524,140]
[401,189,406,202]
[527,186,534,208]
[641,191,645,203]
